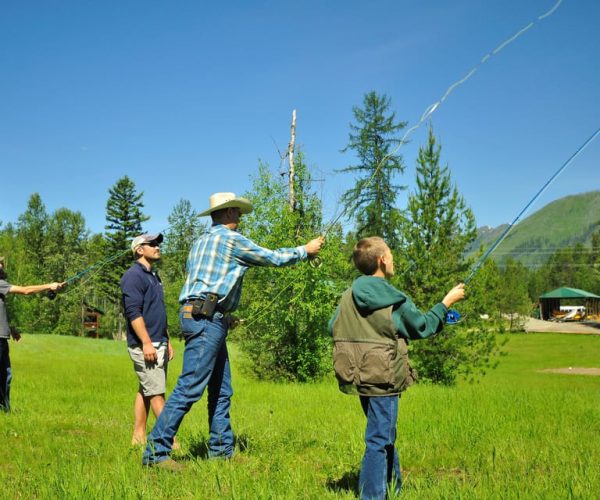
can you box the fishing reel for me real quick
[445,309,462,325]
[308,256,323,268]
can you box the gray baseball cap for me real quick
[131,233,163,254]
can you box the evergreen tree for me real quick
[400,127,501,385]
[591,229,600,293]
[103,176,149,299]
[102,177,149,337]
[401,127,476,305]
[339,92,407,249]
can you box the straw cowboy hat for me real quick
[198,192,253,217]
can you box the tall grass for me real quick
[0,333,598,498]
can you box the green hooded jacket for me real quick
[329,275,448,396]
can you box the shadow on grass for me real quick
[187,433,250,459]
[326,470,360,496]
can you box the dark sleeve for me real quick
[392,299,448,340]
[120,272,146,322]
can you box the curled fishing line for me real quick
[392,0,563,161]
[37,1,568,326]
[321,0,564,238]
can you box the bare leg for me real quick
[148,394,166,417]
[132,390,151,445]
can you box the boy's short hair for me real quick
[353,237,387,275]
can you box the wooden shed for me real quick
[82,302,105,338]
[539,287,600,321]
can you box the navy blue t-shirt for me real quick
[120,262,168,347]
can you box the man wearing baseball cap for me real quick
[143,192,324,469]
[120,233,175,446]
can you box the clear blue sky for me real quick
[1,0,598,235]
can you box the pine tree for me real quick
[400,127,502,385]
[401,127,476,305]
[102,176,149,309]
[339,92,407,249]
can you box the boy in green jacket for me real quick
[329,237,464,499]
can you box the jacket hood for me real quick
[351,275,406,312]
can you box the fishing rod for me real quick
[46,248,131,299]
[45,0,570,312]
[446,126,600,324]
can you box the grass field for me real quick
[1,333,598,499]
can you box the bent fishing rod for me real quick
[46,248,132,299]
[445,126,600,324]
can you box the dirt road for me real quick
[524,318,600,334]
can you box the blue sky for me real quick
[1,0,598,235]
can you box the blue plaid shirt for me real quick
[179,224,307,312]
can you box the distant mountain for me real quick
[467,191,600,267]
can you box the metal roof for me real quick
[539,287,600,299]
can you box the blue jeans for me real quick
[359,395,401,499]
[0,339,11,412]
[142,310,234,464]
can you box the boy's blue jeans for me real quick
[142,311,233,464]
[359,395,402,499]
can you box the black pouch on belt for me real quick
[192,293,218,319]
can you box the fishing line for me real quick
[321,0,564,237]
[27,0,569,327]
[48,222,178,300]
[46,247,134,300]
[445,126,600,324]
[464,127,600,285]
[249,0,568,323]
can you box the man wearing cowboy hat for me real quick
[143,192,324,468]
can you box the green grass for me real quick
[1,333,598,499]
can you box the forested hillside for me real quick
[469,190,600,266]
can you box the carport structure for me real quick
[539,287,600,321]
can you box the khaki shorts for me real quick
[128,343,168,397]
